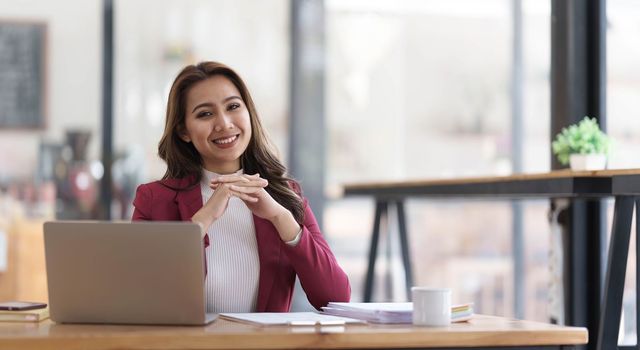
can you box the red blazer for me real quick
[131,176,351,312]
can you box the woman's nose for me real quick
[214,113,233,132]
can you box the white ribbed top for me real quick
[201,169,260,313]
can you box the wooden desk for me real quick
[343,169,640,350]
[0,315,587,350]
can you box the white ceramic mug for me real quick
[411,287,451,326]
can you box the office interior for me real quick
[0,0,638,346]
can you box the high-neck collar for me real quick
[202,168,244,183]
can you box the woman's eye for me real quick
[228,103,240,111]
[197,111,212,118]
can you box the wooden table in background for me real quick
[0,315,587,350]
[343,169,640,350]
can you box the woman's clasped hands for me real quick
[192,172,298,241]
[204,173,301,243]
[210,173,289,222]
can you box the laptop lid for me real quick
[43,221,216,325]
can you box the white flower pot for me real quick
[569,154,607,171]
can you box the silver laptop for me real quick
[43,221,217,325]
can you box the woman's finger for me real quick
[229,190,259,202]
[211,178,267,188]
[229,184,263,194]
[212,174,250,183]
[210,182,266,191]
[211,174,264,182]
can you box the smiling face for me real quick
[181,75,252,174]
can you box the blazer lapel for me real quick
[174,179,203,221]
[254,215,281,311]
[172,176,208,274]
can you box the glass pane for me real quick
[607,0,640,170]
[325,0,551,321]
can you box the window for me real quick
[325,0,552,321]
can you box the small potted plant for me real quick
[552,116,610,171]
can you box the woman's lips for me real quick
[212,134,239,148]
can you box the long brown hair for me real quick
[158,61,304,223]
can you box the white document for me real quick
[219,312,364,326]
[322,302,474,324]
[327,302,413,312]
[323,303,412,324]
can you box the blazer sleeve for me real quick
[282,193,351,310]
[131,183,152,221]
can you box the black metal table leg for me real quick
[396,200,413,300]
[636,200,640,350]
[597,196,635,350]
[364,200,387,302]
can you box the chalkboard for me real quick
[0,22,46,129]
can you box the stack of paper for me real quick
[321,302,473,324]
[0,307,49,322]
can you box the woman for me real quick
[132,61,350,313]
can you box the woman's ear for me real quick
[177,126,191,143]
